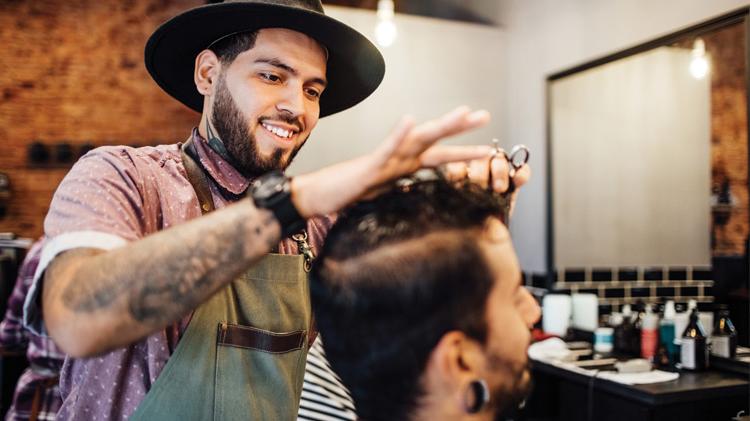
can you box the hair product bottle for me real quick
[711,304,737,359]
[680,308,708,371]
[641,304,659,361]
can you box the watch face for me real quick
[252,172,288,200]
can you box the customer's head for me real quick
[311,177,541,421]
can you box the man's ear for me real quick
[425,331,486,398]
[194,49,221,97]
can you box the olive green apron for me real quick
[130,141,312,420]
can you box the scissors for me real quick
[488,139,530,224]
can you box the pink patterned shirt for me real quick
[23,129,333,420]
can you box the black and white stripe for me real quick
[298,338,357,421]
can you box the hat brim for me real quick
[145,2,385,117]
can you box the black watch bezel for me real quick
[249,170,306,237]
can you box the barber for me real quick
[23,1,529,420]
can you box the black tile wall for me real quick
[644,267,664,281]
[592,268,612,282]
[553,265,715,309]
[681,286,700,297]
[656,287,676,297]
[618,268,638,281]
[668,267,687,280]
[564,268,585,282]
[693,267,713,280]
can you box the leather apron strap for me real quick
[130,138,312,420]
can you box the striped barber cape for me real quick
[298,338,357,421]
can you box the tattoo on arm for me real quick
[57,204,280,330]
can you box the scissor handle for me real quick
[504,144,530,171]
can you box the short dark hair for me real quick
[310,177,504,421]
[209,31,259,65]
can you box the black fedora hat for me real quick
[145,0,385,117]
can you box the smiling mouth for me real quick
[261,122,298,140]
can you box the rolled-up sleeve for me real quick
[24,147,148,335]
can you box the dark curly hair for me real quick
[310,176,504,421]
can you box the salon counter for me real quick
[523,358,749,421]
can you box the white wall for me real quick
[499,0,750,272]
[288,6,506,176]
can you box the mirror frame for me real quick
[545,7,750,283]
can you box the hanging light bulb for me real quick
[689,38,709,79]
[375,0,397,48]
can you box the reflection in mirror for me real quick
[549,18,748,268]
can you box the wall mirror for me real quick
[547,8,749,285]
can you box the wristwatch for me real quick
[248,170,306,237]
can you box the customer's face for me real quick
[212,28,327,176]
[479,218,541,413]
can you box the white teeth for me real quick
[262,123,294,139]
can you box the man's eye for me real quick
[305,88,321,99]
[260,73,281,82]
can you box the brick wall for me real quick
[0,0,202,239]
[706,22,749,257]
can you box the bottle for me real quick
[641,304,660,361]
[711,305,737,359]
[630,301,645,356]
[614,305,633,354]
[680,308,708,371]
[595,326,614,354]
[659,300,677,364]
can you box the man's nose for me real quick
[522,287,542,328]
[276,86,306,118]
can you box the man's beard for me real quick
[211,75,305,178]
[487,356,533,418]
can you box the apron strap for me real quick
[181,139,215,214]
[179,137,318,348]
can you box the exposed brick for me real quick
[0,0,202,239]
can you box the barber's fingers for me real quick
[420,145,493,168]
[467,156,491,190]
[441,161,468,182]
[376,115,417,156]
[376,106,490,160]
[408,106,491,151]
[490,156,509,192]
[513,164,531,190]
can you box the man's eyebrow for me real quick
[254,57,327,87]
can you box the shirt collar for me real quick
[189,128,250,195]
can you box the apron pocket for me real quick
[214,322,308,420]
[217,323,306,353]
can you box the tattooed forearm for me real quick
[125,219,247,325]
[47,200,281,352]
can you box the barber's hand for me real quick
[292,106,494,218]
[441,151,532,218]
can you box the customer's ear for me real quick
[424,331,486,405]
